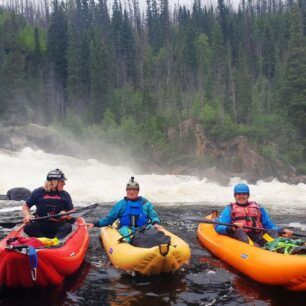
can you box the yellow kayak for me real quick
[100,226,191,275]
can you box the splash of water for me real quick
[0,148,305,212]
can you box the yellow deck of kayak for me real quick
[101,226,191,275]
[197,215,306,291]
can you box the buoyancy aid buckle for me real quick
[159,243,170,256]
[130,215,136,228]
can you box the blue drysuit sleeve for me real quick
[143,201,160,224]
[96,200,126,227]
[215,206,232,235]
[260,207,281,231]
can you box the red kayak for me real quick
[0,217,89,288]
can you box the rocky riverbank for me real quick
[0,123,304,186]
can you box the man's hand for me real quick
[52,211,68,221]
[233,222,243,231]
[86,223,94,230]
[281,229,293,237]
[23,214,31,224]
[22,203,31,224]
[153,223,163,230]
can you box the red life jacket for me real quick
[230,201,262,232]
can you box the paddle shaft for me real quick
[118,222,152,242]
[0,204,98,229]
[202,218,271,232]
[188,217,306,238]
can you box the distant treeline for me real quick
[0,0,305,173]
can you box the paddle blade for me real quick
[70,203,98,218]
[185,216,215,223]
[291,232,306,238]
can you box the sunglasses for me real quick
[235,193,249,196]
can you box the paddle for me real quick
[118,222,152,242]
[0,203,98,229]
[185,217,306,238]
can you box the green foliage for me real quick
[142,115,167,147]
[192,100,238,141]
[101,116,143,153]
[260,142,280,161]
[281,144,304,166]
[19,26,35,50]
[166,153,214,168]
[282,4,306,137]
[198,103,219,127]
[296,163,306,175]
[101,109,117,129]
[0,12,6,27]
[53,114,85,137]
[0,0,305,171]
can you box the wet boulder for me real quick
[6,187,31,201]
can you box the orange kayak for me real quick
[197,216,306,291]
[0,217,89,288]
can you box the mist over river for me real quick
[0,148,306,305]
[0,147,305,211]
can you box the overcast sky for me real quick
[1,0,239,14]
[136,0,220,11]
[127,0,240,13]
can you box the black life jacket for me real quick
[35,191,67,218]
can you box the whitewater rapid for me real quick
[0,148,305,214]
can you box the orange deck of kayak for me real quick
[197,216,306,291]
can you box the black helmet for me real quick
[47,169,67,181]
[126,176,139,190]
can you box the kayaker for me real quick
[88,177,162,239]
[215,183,293,246]
[22,169,74,239]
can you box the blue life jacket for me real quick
[119,197,148,228]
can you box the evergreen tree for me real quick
[0,0,305,170]
[47,0,68,84]
[160,0,170,45]
[47,0,68,118]
[217,0,229,41]
[146,0,161,51]
[282,4,306,137]
[89,39,114,122]
[121,9,137,85]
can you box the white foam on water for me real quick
[0,148,305,212]
[0,205,21,213]
[288,222,306,231]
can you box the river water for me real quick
[0,148,306,305]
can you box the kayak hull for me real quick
[101,226,191,275]
[197,217,306,291]
[0,217,89,288]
